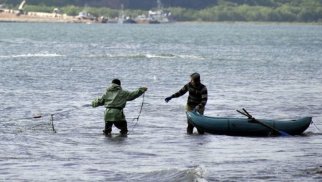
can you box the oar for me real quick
[236,108,290,136]
[236,109,249,118]
[243,108,290,136]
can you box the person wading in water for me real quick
[92,79,147,136]
[165,73,208,134]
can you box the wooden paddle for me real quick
[237,108,290,136]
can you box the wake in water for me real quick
[128,165,208,182]
[0,53,64,59]
[300,131,322,136]
[76,52,205,60]
[0,52,204,61]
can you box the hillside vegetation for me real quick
[2,0,322,22]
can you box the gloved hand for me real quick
[165,96,173,103]
[142,87,148,92]
[195,104,203,112]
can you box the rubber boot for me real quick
[119,128,128,137]
[187,123,194,134]
[104,123,112,136]
[197,128,205,135]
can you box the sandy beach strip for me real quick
[0,11,83,23]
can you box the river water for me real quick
[0,22,322,181]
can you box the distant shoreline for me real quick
[1,12,322,25]
[177,21,322,26]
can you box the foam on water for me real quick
[0,53,64,58]
[71,52,204,60]
[125,165,207,182]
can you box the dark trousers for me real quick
[187,121,204,134]
[186,105,205,134]
[104,120,128,135]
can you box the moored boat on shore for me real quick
[135,0,172,24]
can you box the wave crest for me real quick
[129,165,208,182]
[81,53,205,60]
[0,53,63,58]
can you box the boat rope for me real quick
[311,120,321,132]
[130,93,145,133]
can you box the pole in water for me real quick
[51,114,56,133]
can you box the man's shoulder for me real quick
[186,82,192,87]
[200,83,207,90]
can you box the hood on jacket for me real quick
[107,83,122,92]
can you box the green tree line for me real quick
[3,0,322,22]
[4,0,322,10]
[170,1,322,22]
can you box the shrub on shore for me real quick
[16,2,322,22]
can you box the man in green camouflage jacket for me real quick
[92,79,147,136]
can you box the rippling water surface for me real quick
[1,22,322,181]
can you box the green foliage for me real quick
[169,7,197,21]
[170,1,322,22]
[24,5,56,13]
[6,0,322,22]
[61,6,82,16]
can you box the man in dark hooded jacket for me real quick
[92,79,147,136]
[165,73,208,134]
